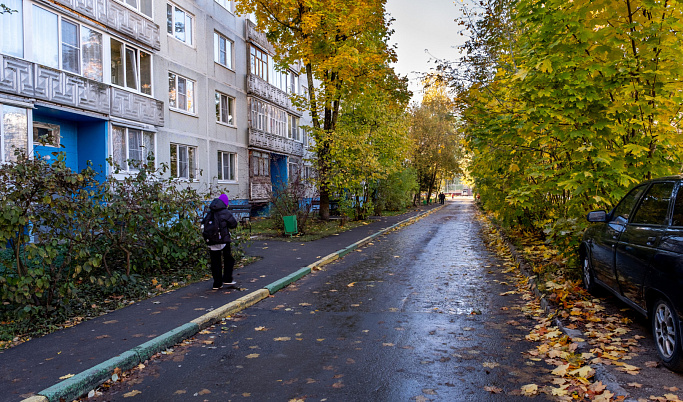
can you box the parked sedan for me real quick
[581,176,683,371]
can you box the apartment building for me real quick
[0,0,312,210]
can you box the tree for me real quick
[449,0,683,248]
[234,0,399,219]
[410,78,462,205]
[328,69,412,220]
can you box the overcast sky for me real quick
[385,0,465,104]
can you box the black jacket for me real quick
[207,198,238,244]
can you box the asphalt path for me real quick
[87,199,554,401]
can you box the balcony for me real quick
[53,0,161,50]
[247,74,301,114]
[0,54,164,126]
[249,128,304,157]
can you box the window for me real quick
[111,39,151,94]
[115,0,153,18]
[288,160,299,182]
[33,122,60,147]
[251,151,269,177]
[217,151,236,181]
[215,92,234,125]
[168,72,195,113]
[612,185,648,224]
[111,125,154,171]
[170,143,196,179]
[672,186,683,227]
[290,73,299,95]
[214,0,231,12]
[269,62,288,92]
[250,45,267,80]
[0,105,28,163]
[249,98,286,136]
[288,115,300,141]
[630,182,675,226]
[0,0,23,58]
[214,32,232,69]
[30,6,104,81]
[167,4,193,45]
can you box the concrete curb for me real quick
[23,205,444,402]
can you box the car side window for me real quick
[612,185,648,224]
[671,185,683,226]
[629,182,675,226]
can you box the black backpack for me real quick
[202,210,223,245]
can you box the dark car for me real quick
[580,176,683,371]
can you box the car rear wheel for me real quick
[652,298,683,372]
[581,252,597,294]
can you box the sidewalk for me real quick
[1,204,443,402]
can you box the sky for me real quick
[385,0,465,104]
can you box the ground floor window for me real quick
[0,104,28,162]
[111,125,155,171]
[170,143,196,179]
[288,159,299,182]
[217,151,236,181]
[33,122,61,148]
[251,151,269,177]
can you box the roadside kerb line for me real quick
[23,204,444,402]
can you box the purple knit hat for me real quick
[219,193,230,206]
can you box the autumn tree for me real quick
[328,69,412,220]
[410,78,462,204]
[448,0,683,248]
[234,0,398,220]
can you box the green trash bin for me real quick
[283,215,298,236]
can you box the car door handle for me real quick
[647,236,657,246]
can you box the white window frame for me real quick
[213,32,233,70]
[251,151,269,177]
[168,72,195,114]
[167,3,193,46]
[114,0,153,19]
[288,115,300,142]
[214,0,232,13]
[215,91,235,126]
[110,38,152,95]
[250,45,267,81]
[0,104,29,163]
[29,5,105,82]
[217,151,237,182]
[110,125,155,173]
[33,121,60,148]
[170,143,197,180]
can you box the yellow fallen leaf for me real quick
[551,364,569,376]
[273,337,291,341]
[482,362,499,368]
[484,386,502,393]
[347,282,355,287]
[59,374,75,380]
[569,365,595,379]
[255,326,266,331]
[521,384,538,396]
[246,353,259,359]
[627,382,642,388]
[123,390,142,397]
[551,386,568,396]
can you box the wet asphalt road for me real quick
[89,199,554,401]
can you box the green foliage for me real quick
[0,153,218,328]
[373,167,419,214]
[451,0,683,251]
[268,178,315,235]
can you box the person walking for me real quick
[439,193,446,204]
[203,194,238,290]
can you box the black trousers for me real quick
[209,243,235,287]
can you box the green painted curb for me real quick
[265,266,312,294]
[191,289,270,329]
[132,322,199,362]
[38,350,139,402]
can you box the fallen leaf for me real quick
[521,384,538,396]
[173,390,186,395]
[59,374,75,380]
[627,382,642,388]
[198,389,211,395]
[482,362,499,369]
[484,386,503,393]
[665,387,681,392]
[255,326,267,331]
[246,354,259,359]
[273,337,291,341]
[422,388,437,395]
[123,390,142,397]
[332,381,344,388]
[552,364,569,376]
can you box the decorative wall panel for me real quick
[245,20,275,54]
[249,128,304,157]
[52,0,160,50]
[247,75,301,114]
[250,182,270,200]
[110,87,164,126]
[0,55,34,96]
[34,65,110,114]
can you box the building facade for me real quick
[0,0,312,209]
